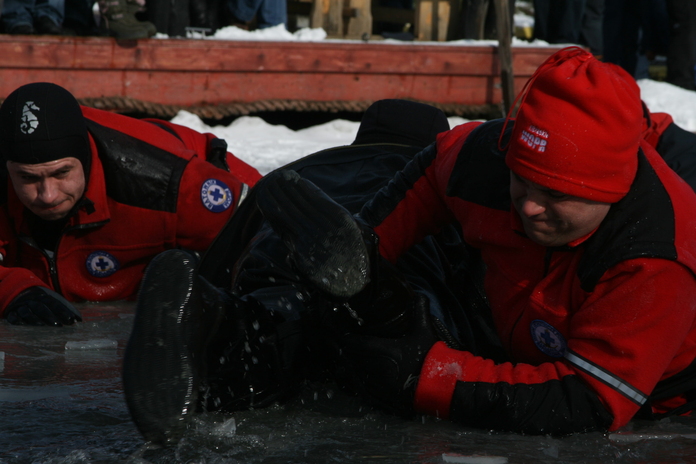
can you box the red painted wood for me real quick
[0,35,565,107]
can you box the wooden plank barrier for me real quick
[0,35,566,115]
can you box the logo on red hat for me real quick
[519,124,548,153]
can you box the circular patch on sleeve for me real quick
[86,251,120,278]
[201,179,234,213]
[530,319,567,358]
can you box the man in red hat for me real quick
[119,48,696,444]
[253,47,696,435]
[0,82,260,326]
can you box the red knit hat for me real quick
[505,47,643,203]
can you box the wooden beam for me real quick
[344,0,372,39]
[0,36,566,108]
[494,0,514,113]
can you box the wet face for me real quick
[7,157,86,221]
[510,172,611,247]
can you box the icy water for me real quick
[1,302,696,464]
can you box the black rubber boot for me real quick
[255,169,371,300]
[123,249,219,446]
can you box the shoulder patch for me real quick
[530,319,567,358]
[201,179,234,212]
[86,251,120,278]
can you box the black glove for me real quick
[333,293,438,417]
[4,287,82,326]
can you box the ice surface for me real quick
[609,432,696,443]
[442,454,508,464]
[65,338,118,350]
[2,302,696,463]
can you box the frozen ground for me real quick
[3,302,696,463]
[1,78,696,463]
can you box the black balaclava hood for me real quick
[0,82,91,180]
[352,99,450,147]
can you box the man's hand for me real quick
[333,293,438,417]
[4,287,82,326]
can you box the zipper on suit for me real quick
[19,219,110,295]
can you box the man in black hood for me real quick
[0,82,260,327]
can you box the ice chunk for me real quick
[442,454,508,464]
[211,417,237,437]
[65,339,118,350]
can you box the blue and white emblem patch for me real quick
[201,179,233,213]
[530,319,567,358]
[86,251,120,278]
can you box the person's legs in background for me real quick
[146,0,187,35]
[98,0,155,38]
[666,0,696,90]
[2,0,37,33]
[534,0,587,44]
[580,0,604,57]
[602,0,640,75]
[255,0,284,28]
[63,0,97,33]
[33,0,64,32]
[225,0,262,28]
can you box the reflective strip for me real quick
[237,183,250,206]
[565,350,648,405]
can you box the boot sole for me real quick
[123,250,202,445]
[256,169,369,299]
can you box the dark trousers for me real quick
[533,0,587,44]
[666,0,696,90]
[603,0,669,77]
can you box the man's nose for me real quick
[37,179,59,203]
[520,191,546,217]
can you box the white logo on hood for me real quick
[20,101,40,135]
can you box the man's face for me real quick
[7,157,86,221]
[510,172,611,247]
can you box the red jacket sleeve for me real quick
[171,153,256,251]
[360,122,483,262]
[415,258,696,434]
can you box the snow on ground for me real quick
[638,79,696,132]
[171,79,695,175]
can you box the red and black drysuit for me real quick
[0,106,261,312]
[642,109,696,190]
[359,118,696,435]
